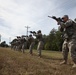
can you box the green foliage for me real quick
[44,28,63,51]
[44,42,51,50]
[0,41,9,47]
[33,39,38,49]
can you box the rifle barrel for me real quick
[48,16,52,18]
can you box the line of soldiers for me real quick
[10,35,27,53]
[10,30,44,57]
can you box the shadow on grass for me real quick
[31,53,63,61]
[41,55,63,60]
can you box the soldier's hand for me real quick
[57,21,60,25]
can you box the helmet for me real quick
[29,34,32,37]
[37,30,41,33]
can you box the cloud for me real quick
[0,0,76,44]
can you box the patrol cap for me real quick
[62,15,69,19]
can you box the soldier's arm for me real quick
[34,33,42,39]
[58,19,73,28]
[58,26,64,32]
[33,33,38,37]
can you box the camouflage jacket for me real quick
[34,33,43,41]
[28,37,35,43]
[58,19,76,39]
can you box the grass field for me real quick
[0,47,76,75]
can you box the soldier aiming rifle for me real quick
[29,30,44,57]
[28,34,35,55]
[48,15,76,68]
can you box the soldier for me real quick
[33,30,44,57]
[28,35,35,55]
[20,36,27,53]
[57,15,76,68]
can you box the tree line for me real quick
[0,41,9,47]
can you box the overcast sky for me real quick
[0,0,76,44]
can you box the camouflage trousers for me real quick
[37,41,44,57]
[62,39,76,63]
[22,42,27,53]
[29,42,35,54]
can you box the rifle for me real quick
[21,35,28,37]
[48,16,63,22]
[29,31,36,34]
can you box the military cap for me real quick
[62,15,69,19]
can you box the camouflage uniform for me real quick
[59,19,76,66]
[28,35,35,55]
[21,37,27,53]
[34,31,44,57]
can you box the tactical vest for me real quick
[36,33,43,41]
[64,21,76,39]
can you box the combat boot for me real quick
[60,60,67,65]
[72,64,76,68]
